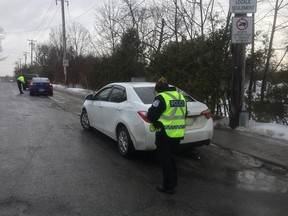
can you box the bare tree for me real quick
[94,0,124,55]
[159,0,218,42]
[123,0,140,29]
[121,0,152,45]
[67,22,91,57]
[177,0,198,40]
[158,0,182,40]
[94,0,169,60]
[49,27,63,53]
[260,0,288,102]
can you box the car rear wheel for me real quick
[117,126,135,157]
[80,110,91,131]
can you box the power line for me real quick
[5,8,60,36]
[5,3,101,36]
[35,6,61,41]
[65,2,103,25]
[30,0,56,39]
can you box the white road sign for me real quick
[229,0,257,13]
[63,59,69,67]
[232,17,253,44]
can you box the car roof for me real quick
[24,74,38,77]
[107,82,180,90]
[108,82,156,88]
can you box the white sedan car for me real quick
[80,82,213,157]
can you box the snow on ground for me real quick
[246,121,288,141]
[54,85,288,143]
[214,117,288,142]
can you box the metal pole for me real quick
[60,0,68,85]
[23,52,28,67]
[28,39,36,65]
[229,13,247,129]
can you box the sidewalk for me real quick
[212,127,288,169]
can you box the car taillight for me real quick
[137,111,151,123]
[48,83,52,87]
[201,109,212,119]
[29,82,34,87]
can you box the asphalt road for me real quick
[0,81,288,216]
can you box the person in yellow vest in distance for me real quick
[17,75,25,94]
[147,77,187,195]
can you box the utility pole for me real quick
[27,39,36,65]
[56,0,69,85]
[23,52,28,67]
[229,0,257,128]
[18,58,22,68]
[230,27,246,129]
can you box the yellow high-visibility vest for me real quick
[158,91,186,138]
[17,76,25,83]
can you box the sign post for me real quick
[229,0,257,129]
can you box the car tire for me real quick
[80,110,91,131]
[117,126,135,157]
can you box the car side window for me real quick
[109,87,126,103]
[95,87,112,101]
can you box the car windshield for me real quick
[134,86,196,104]
[25,74,38,79]
[32,78,50,83]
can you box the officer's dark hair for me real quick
[155,77,169,93]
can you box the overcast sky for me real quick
[0,0,104,77]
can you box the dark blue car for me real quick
[29,77,53,96]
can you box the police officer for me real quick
[17,75,25,94]
[147,77,187,194]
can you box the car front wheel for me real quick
[80,110,91,131]
[117,126,134,157]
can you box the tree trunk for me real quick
[248,14,255,119]
[260,0,279,102]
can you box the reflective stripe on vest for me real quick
[158,91,186,138]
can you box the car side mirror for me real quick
[85,94,94,100]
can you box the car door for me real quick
[100,86,127,138]
[88,87,112,130]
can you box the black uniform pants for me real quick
[156,135,180,189]
[17,80,23,93]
